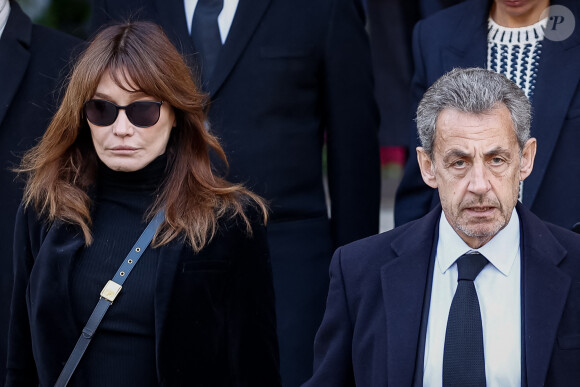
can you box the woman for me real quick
[6,21,280,386]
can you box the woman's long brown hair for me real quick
[18,21,267,251]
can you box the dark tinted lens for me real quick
[84,100,118,126]
[126,101,162,127]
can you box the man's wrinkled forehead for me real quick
[433,106,518,153]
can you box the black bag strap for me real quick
[54,209,165,387]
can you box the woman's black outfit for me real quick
[6,156,280,386]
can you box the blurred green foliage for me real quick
[16,0,90,39]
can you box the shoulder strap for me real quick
[54,209,166,387]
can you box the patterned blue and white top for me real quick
[487,16,547,202]
[487,17,547,99]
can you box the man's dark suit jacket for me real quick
[305,203,580,386]
[89,1,380,385]
[0,2,81,383]
[394,0,580,230]
[6,205,280,386]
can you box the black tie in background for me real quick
[191,0,224,81]
[443,252,489,387]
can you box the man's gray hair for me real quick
[416,67,531,158]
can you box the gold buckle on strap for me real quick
[100,280,122,302]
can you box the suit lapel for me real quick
[30,219,86,361]
[381,208,440,386]
[441,0,488,71]
[208,0,271,96]
[518,204,571,385]
[0,3,32,128]
[523,2,580,207]
[153,0,195,56]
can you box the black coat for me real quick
[6,205,280,386]
[0,2,82,383]
[89,1,381,385]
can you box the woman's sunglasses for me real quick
[83,99,164,128]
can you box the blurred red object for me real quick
[380,146,406,166]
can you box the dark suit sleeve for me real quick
[324,0,380,248]
[5,206,39,387]
[227,211,281,386]
[394,19,438,226]
[303,247,355,387]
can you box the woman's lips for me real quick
[503,0,526,7]
[110,146,138,153]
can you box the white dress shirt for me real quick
[184,0,239,44]
[0,0,10,39]
[424,208,521,387]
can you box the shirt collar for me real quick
[0,1,10,39]
[436,207,520,277]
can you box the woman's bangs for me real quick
[107,57,162,98]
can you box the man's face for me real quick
[417,105,536,248]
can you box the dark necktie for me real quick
[191,0,224,81]
[443,252,489,387]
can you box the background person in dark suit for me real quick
[366,0,418,148]
[0,0,81,383]
[364,0,466,148]
[304,68,580,386]
[89,1,380,385]
[395,0,580,230]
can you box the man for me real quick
[89,1,380,385]
[304,68,580,386]
[0,0,81,383]
[395,0,580,231]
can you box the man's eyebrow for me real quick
[442,149,470,163]
[483,147,511,157]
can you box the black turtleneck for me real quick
[70,155,167,386]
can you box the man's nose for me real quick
[467,161,491,194]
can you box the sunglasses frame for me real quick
[83,99,164,128]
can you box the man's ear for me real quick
[519,137,537,181]
[417,147,438,189]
